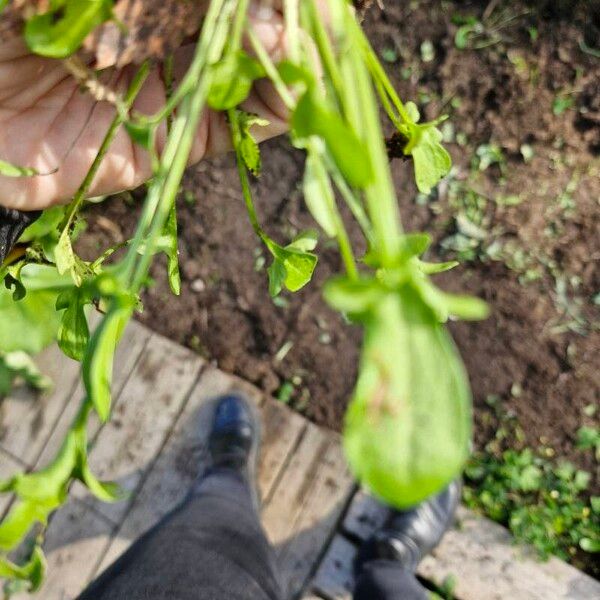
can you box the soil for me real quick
[78,0,599,539]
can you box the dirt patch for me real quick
[79,0,599,508]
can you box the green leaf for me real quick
[0,158,40,177]
[405,123,452,195]
[207,51,265,110]
[55,227,82,286]
[0,547,45,592]
[56,288,90,361]
[287,230,318,253]
[83,300,133,421]
[580,537,600,553]
[303,149,337,237]
[418,260,459,275]
[415,278,490,322]
[324,276,385,316]
[125,121,157,151]
[277,60,314,86]
[292,91,374,188]
[342,285,472,508]
[71,415,124,502]
[4,261,27,301]
[237,112,269,177]
[163,203,181,295]
[0,265,71,355]
[264,235,318,297]
[399,232,431,259]
[19,206,65,244]
[24,0,114,59]
[0,351,52,396]
[518,465,542,491]
[0,499,57,552]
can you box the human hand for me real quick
[0,3,291,211]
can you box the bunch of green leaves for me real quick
[226,0,486,510]
[0,0,488,590]
[463,400,599,566]
[0,0,241,590]
[464,447,599,562]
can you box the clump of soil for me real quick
[78,0,599,553]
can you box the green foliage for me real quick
[0,0,488,586]
[0,265,72,355]
[208,51,265,110]
[576,426,600,461]
[24,0,114,58]
[264,231,318,297]
[0,351,52,396]
[464,441,600,562]
[291,90,374,188]
[327,280,472,507]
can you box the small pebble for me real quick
[191,278,206,293]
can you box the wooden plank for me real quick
[417,507,600,600]
[12,499,114,600]
[258,396,307,502]
[95,368,305,575]
[34,319,151,470]
[74,332,203,524]
[0,343,81,467]
[342,489,387,541]
[263,427,355,598]
[0,449,23,517]
[311,535,356,600]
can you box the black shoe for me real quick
[355,480,461,574]
[205,393,261,506]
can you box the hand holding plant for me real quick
[0,0,489,592]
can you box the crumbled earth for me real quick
[76,0,598,556]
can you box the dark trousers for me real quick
[79,470,428,600]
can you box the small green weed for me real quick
[464,405,599,566]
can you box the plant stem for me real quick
[283,0,300,63]
[229,110,263,239]
[122,0,237,286]
[304,0,345,107]
[231,0,251,51]
[339,1,402,265]
[60,63,150,234]
[247,26,295,110]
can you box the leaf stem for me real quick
[60,63,150,235]
[247,26,295,110]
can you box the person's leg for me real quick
[354,560,428,600]
[353,481,461,600]
[78,395,283,600]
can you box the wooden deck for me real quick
[1,321,598,599]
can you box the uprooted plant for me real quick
[0,0,489,592]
